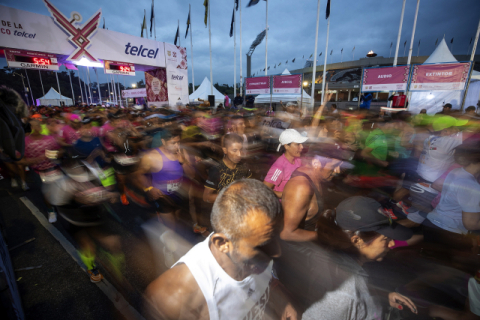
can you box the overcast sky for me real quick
[1,0,479,87]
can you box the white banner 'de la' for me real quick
[0,4,166,67]
[164,43,189,109]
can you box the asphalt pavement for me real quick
[0,168,206,320]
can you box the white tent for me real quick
[254,69,312,105]
[409,38,480,114]
[189,77,225,107]
[36,87,73,106]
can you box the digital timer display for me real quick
[15,55,52,65]
[109,65,131,72]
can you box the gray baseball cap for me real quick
[336,196,412,241]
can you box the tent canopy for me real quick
[409,38,480,114]
[36,87,73,106]
[189,77,225,106]
[254,69,312,105]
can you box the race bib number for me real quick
[167,181,181,193]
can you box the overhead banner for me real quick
[410,63,471,91]
[0,4,166,67]
[246,77,270,94]
[362,66,410,92]
[164,43,189,108]
[145,68,168,108]
[273,74,301,94]
[121,88,146,98]
[5,48,59,70]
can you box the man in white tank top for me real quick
[145,179,297,320]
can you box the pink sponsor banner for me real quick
[362,66,409,92]
[410,63,470,91]
[121,88,147,98]
[246,77,270,94]
[272,74,301,94]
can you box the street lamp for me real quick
[132,83,137,88]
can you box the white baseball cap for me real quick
[277,129,308,151]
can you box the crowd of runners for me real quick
[1,84,480,320]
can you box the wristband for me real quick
[144,186,153,193]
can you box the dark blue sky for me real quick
[1,0,479,86]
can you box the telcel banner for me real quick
[362,66,409,92]
[246,77,270,94]
[273,74,301,94]
[410,63,471,91]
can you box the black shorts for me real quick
[152,193,187,214]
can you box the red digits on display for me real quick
[33,58,51,65]
[120,66,131,72]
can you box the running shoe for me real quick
[120,194,129,206]
[88,268,104,283]
[193,223,207,234]
[396,201,410,215]
[48,211,57,223]
[11,179,18,188]
[382,208,398,220]
[21,181,29,191]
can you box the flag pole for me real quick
[393,0,406,67]
[321,16,330,104]
[234,2,237,98]
[391,0,406,108]
[407,0,420,66]
[68,70,75,105]
[189,3,195,94]
[208,0,213,95]
[153,0,156,40]
[116,75,122,107]
[460,18,480,111]
[55,71,62,102]
[470,17,480,62]
[264,0,268,76]
[239,0,243,97]
[25,70,34,106]
[310,0,321,112]
[95,69,101,104]
[77,70,84,104]
[38,70,45,96]
[87,67,93,104]
[82,68,89,104]
[106,77,111,103]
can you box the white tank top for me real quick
[173,234,273,320]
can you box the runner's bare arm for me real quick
[132,151,163,196]
[179,148,195,180]
[203,187,217,203]
[263,181,283,198]
[145,264,207,320]
[462,211,480,231]
[281,181,318,242]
